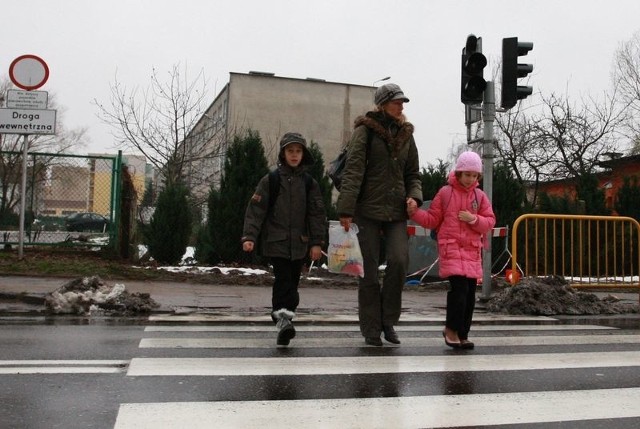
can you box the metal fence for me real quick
[0,150,122,248]
[511,214,640,289]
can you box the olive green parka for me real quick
[336,112,423,220]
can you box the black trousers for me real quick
[446,275,477,340]
[271,257,303,314]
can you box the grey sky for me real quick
[3,0,640,166]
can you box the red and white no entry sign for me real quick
[9,55,49,91]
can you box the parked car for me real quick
[64,212,110,232]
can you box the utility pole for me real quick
[480,82,495,299]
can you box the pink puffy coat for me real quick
[410,172,495,279]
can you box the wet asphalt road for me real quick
[1,316,640,429]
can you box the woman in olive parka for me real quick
[337,83,422,347]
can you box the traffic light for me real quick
[460,34,487,105]
[501,37,534,110]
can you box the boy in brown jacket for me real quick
[241,132,326,346]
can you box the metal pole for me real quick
[481,81,495,299]
[18,134,29,260]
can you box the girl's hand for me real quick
[458,210,477,224]
[406,198,418,216]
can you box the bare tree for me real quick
[536,91,622,176]
[94,64,224,189]
[496,89,624,206]
[612,30,640,152]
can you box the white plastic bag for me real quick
[327,223,364,277]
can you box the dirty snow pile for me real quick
[45,276,159,315]
[486,276,639,315]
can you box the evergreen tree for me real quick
[537,192,579,214]
[195,189,222,263]
[307,141,336,220]
[615,175,640,220]
[418,160,449,202]
[491,161,528,227]
[144,182,192,264]
[576,172,610,215]
[203,130,269,263]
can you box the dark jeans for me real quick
[354,216,408,338]
[446,275,477,340]
[271,257,303,315]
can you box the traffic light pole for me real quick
[481,81,495,300]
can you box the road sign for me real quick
[9,55,49,91]
[6,90,48,109]
[0,108,56,135]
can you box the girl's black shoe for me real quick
[442,331,461,349]
[460,340,475,349]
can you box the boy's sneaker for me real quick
[276,317,296,346]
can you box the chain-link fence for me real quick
[0,150,122,248]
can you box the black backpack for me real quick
[328,128,373,191]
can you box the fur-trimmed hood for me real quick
[336,110,422,220]
[354,112,414,156]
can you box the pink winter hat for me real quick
[455,151,482,173]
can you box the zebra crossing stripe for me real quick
[0,360,128,374]
[127,351,640,376]
[113,387,640,429]
[138,334,639,349]
[143,324,615,332]
[148,314,557,323]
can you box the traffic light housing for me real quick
[460,35,487,105]
[501,37,534,110]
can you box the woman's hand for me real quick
[242,241,255,252]
[339,216,352,232]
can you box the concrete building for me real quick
[185,71,377,197]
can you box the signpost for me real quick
[9,55,49,91]
[0,108,56,134]
[6,89,48,110]
[2,55,54,259]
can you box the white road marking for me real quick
[144,324,615,332]
[114,387,640,429]
[138,334,639,349]
[148,313,557,323]
[127,351,640,376]
[0,360,128,374]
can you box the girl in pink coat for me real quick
[407,151,495,349]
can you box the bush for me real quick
[200,130,269,264]
[144,183,192,265]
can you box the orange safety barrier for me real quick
[510,214,640,296]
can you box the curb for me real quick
[0,292,47,306]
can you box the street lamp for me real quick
[373,76,390,86]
